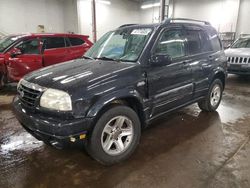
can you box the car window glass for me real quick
[97,34,127,58]
[185,30,213,55]
[210,35,221,52]
[199,30,213,52]
[155,29,185,59]
[43,37,65,49]
[185,30,202,55]
[68,37,85,46]
[16,38,40,54]
[65,38,71,47]
[231,38,250,48]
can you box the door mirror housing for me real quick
[10,48,22,58]
[151,54,172,66]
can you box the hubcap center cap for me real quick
[112,129,122,140]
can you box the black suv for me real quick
[13,18,227,165]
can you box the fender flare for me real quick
[86,88,144,118]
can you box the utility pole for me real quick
[160,0,166,22]
[91,0,97,42]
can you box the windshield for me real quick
[85,27,153,62]
[0,35,21,52]
[231,38,250,48]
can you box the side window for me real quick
[68,37,85,46]
[65,38,71,47]
[185,30,202,55]
[210,35,222,52]
[199,31,213,52]
[155,29,185,59]
[16,38,40,55]
[43,37,65,49]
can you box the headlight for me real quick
[17,78,23,89]
[40,89,72,111]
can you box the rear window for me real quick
[43,37,65,49]
[68,37,85,46]
[185,30,212,55]
[186,30,202,55]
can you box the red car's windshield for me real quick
[0,35,22,52]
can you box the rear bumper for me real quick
[12,96,93,144]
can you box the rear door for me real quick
[42,36,68,66]
[67,36,87,59]
[183,27,214,98]
[147,27,193,117]
[7,37,43,80]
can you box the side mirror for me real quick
[151,54,172,66]
[10,48,22,58]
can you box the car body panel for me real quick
[0,33,92,82]
[225,38,250,75]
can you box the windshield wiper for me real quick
[81,55,95,60]
[95,56,117,61]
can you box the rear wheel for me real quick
[86,105,141,165]
[198,79,223,112]
[0,73,6,90]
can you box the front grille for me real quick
[17,80,45,108]
[227,56,250,64]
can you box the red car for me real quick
[0,33,92,88]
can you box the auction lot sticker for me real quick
[131,29,151,35]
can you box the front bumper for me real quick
[228,64,250,75]
[12,96,94,144]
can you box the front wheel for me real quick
[86,105,141,165]
[198,79,223,112]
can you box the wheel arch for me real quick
[86,90,146,129]
[211,69,226,89]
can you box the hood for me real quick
[24,59,138,93]
[225,48,250,57]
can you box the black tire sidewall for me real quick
[87,105,141,165]
[0,73,4,89]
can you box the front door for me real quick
[147,28,193,118]
[7,37,43,81]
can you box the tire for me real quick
[0,73,5,90]
[198,79,223,112]
[86,105,141,165]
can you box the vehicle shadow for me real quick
[0,84,17,96]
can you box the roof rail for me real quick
[119,24,137,28]
[162,18,211,25]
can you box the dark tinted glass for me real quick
[210,35,222,52]
[16,39,40,54]
[65,38,71,47]
[43,37,65,49]
[68,37,85,46]
[186,30,202,55]
[199,31,213,52]
[155,29,185,59]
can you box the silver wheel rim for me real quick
[210,84,221,107]
[101,115,134,156]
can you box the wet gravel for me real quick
[0,75,250,188]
